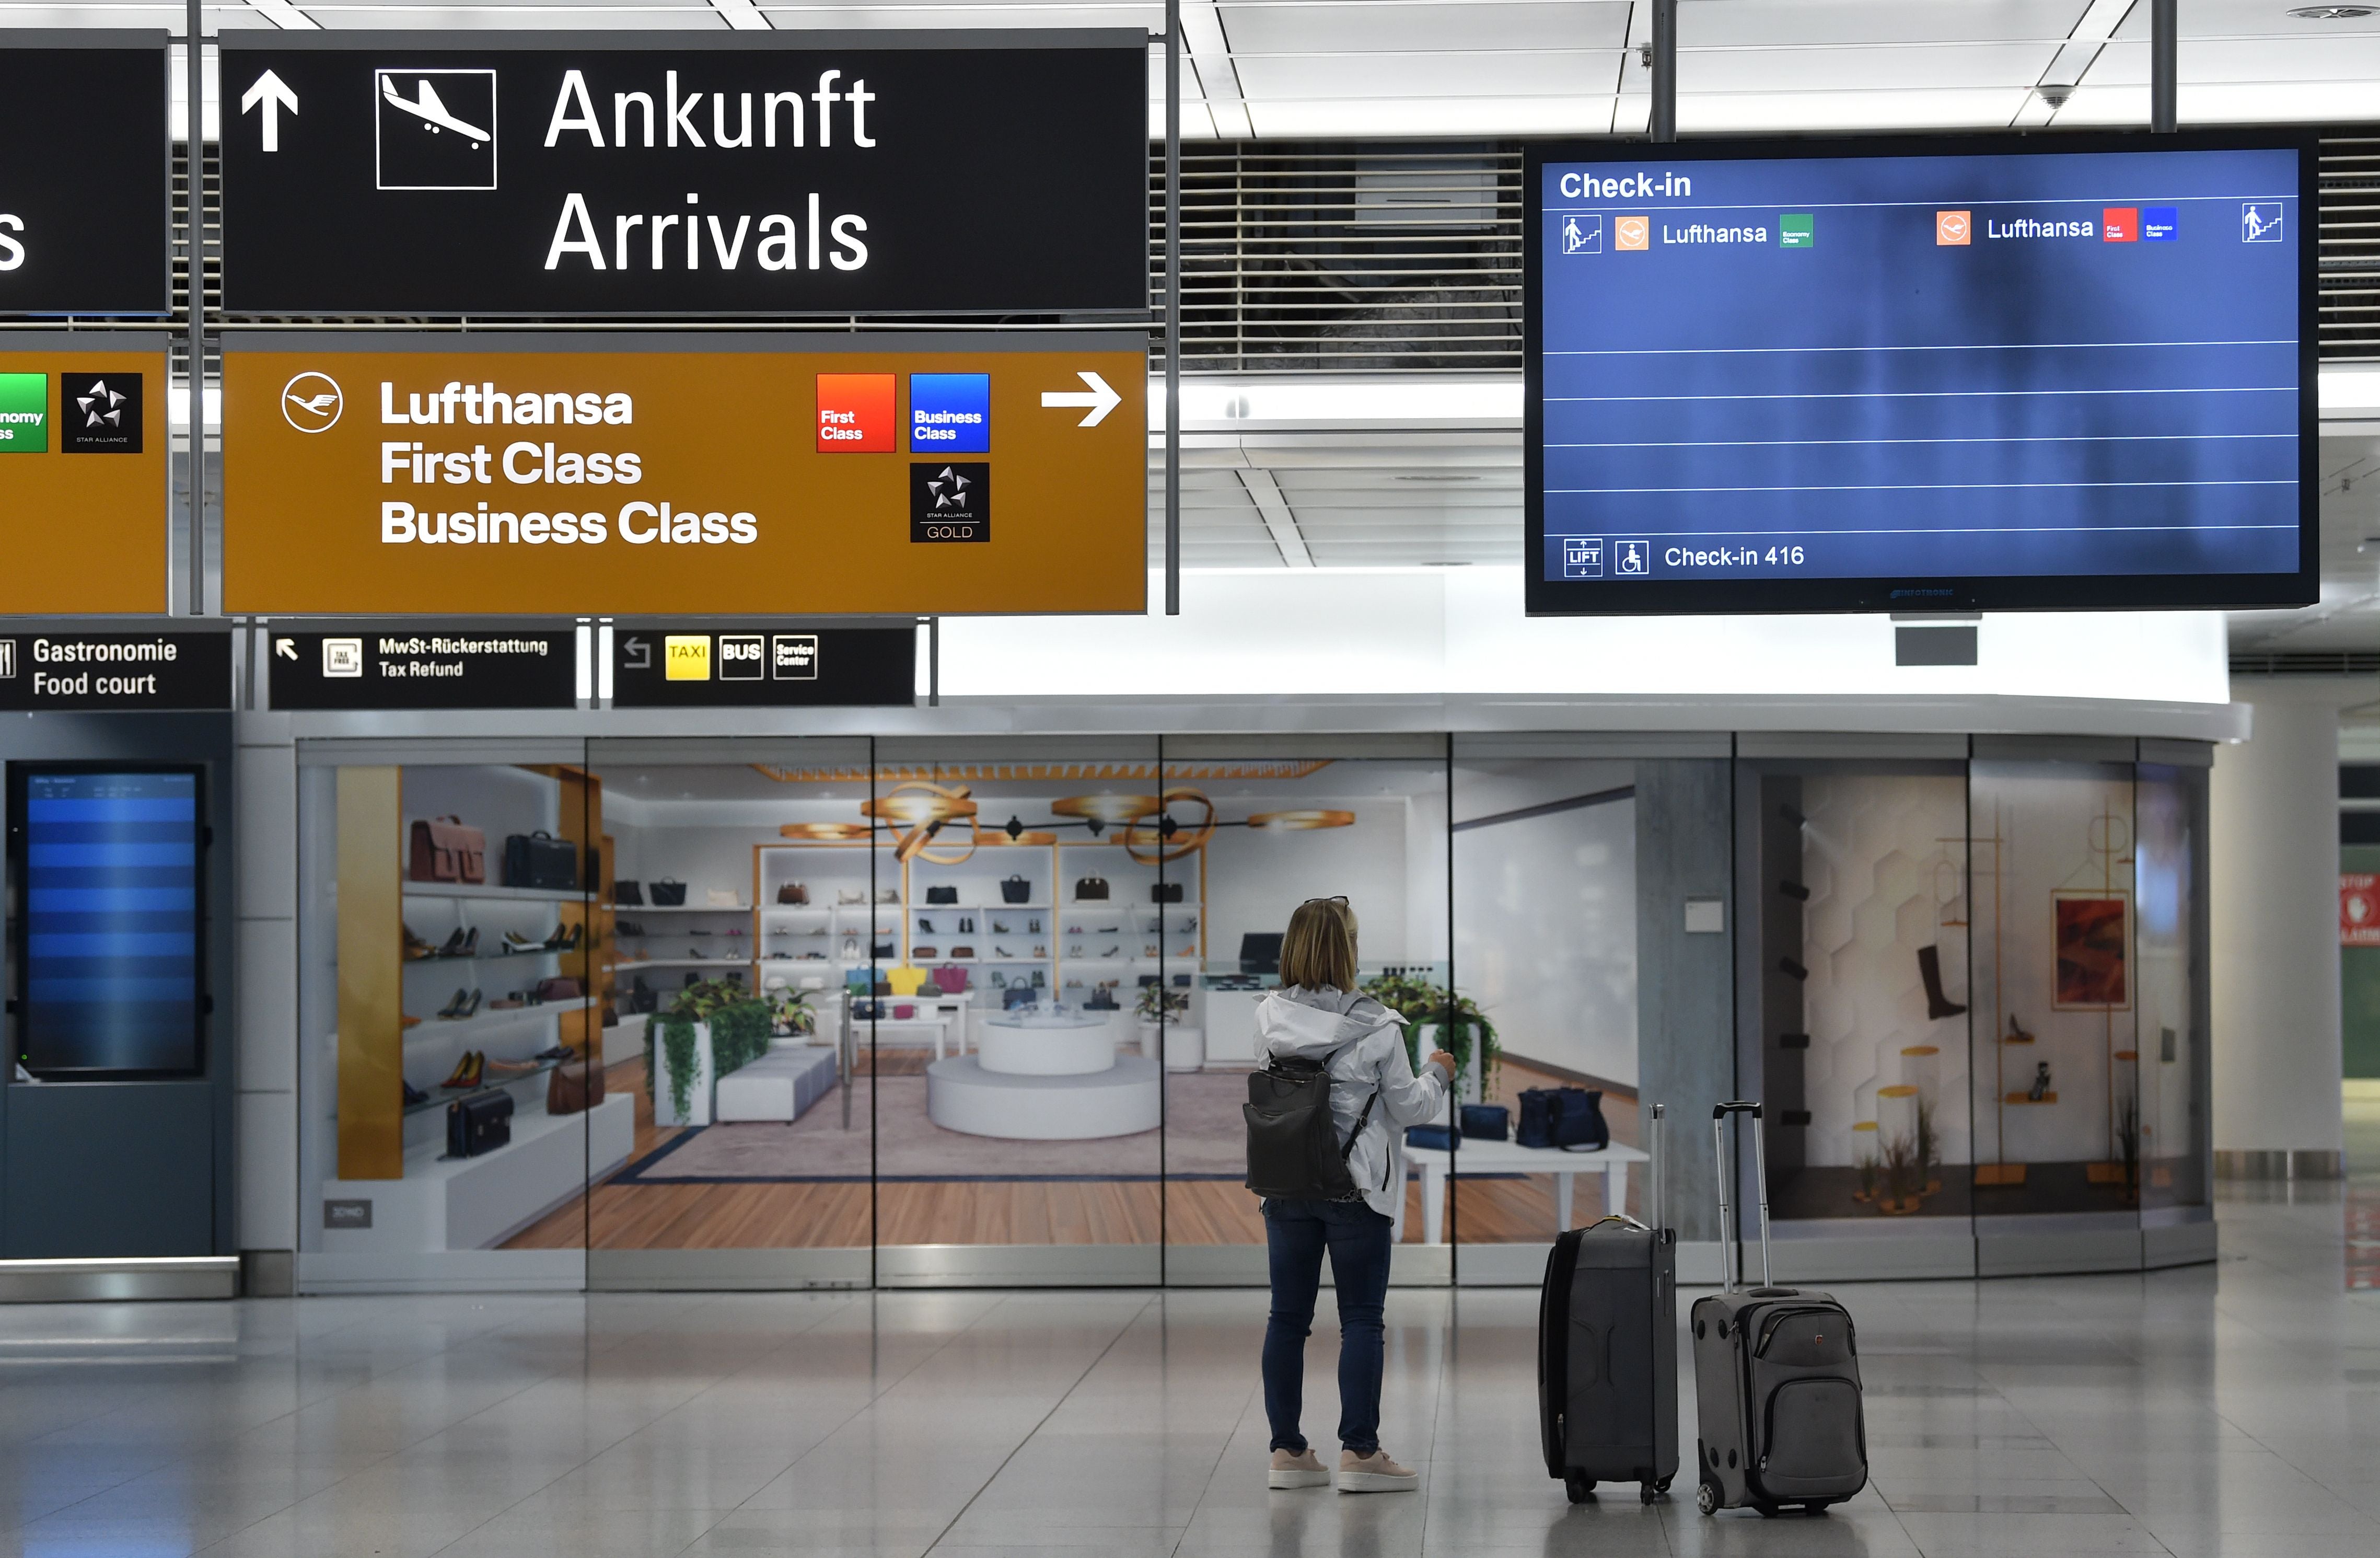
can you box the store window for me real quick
[297,747,600,1290]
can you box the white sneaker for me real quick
[1268,1448,1330,1489]
[1337,1448,1421,1492]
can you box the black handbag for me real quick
[1001,876,1031,904]
[1074,876,1109,901]
[1516,1087,1609,1151]
[446,1092,514,1159]
[1004,985,1038,1008]
[629,975,658,1013]
[1459,1103,1510,1141]
[614,880,644,906]
[926,885,959,905]
[1152,882,1184,903]
[649,879,688,906]
[504,831,579,891]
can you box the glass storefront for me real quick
[291,731,2211,1291]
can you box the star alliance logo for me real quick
[60,372,141,453]
[909,461,990,544]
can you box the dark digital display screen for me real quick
[1526,131,2317,615]
[11,767,204,1078]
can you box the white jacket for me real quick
[1256,985,1451,1220]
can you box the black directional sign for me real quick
[219,31,1148,317]
[0,630,229,711]
[0,33,170,316]
[610,625,914,707]
[267,626,579,710]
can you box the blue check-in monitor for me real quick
[1525,132,2316,615]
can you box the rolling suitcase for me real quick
[1690,1102,1868,1518]
[1538,1103,1678,1505]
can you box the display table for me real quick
[927,1007,1159,1140]
[1401,1137,1651,1246]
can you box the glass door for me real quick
[582,738,875,1290]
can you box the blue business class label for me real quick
[909,373,990,454]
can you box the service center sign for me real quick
[0,333,172,614]
[0,32,170,316]
[219,332,1145,615]
[219,30,1147,315]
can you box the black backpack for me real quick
[1244,1043,1384,1199]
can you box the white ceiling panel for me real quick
[309,8,729,29]
[1220,1,1630,54]
[757,3,1160,31]
[1252,94,1616,136]
[1679,0,2093,48]
[1657,86,2038,132]
[1678,40,2061,93]
[2111,0,2380,40]
[2080,33,2380,83]
[1235,50,1623,100]
[2055,79,2380,122]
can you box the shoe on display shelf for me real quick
[404,926,438,961]
[402,1080,429,1107]
[437,926,469,957]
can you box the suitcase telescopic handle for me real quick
[1649,1102,1668,1244]
[1709,1101,1773,1294]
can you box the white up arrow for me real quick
[241,70,299,153]
[1040,371,1121,428]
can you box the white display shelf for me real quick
[405,883,588,903]
[403,996,593,1039]
[403,946,569,967]
[626,956,756,969]
[319,1094,634,1254]
[614,903,751,914]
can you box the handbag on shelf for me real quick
[1001,876,1032,904]
[777,882,808,905]
[1152,882,1184,904]
[547,1059,606,1116]
[932,964,969,992]
[536,976,585,1002]
[649,879,688,906]
[913,946,938,960]
[1074,876,1110,901]
[504,831,579,892]
[705,888,740,908]
[629,975,658,1013]
[1004,985,1038,1009]
[950,944,974,960]
[1459,1103,1511,1141]
[1404,1124,1458,1152]
[613,880,644,906]
[838,889,867,905]
[888,966,926,997]
[870,941,896,960]
[409,816,486,885]
[926,885,959,905]
[446,1093,513,1158]
[875,888,900,904]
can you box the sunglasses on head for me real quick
[1302,895,1349,906]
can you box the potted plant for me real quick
[1136,984,1201,1072]
[646,979,771,1126]
[1359,972,1499,1103]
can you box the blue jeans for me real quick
[1261,1196,1392,1457]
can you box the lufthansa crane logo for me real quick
[281,372,344,433]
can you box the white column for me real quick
[2211,696,2344,1177]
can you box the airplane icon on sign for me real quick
[379,76,490,145]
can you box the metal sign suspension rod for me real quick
[186,0,205,614]
[1651,0,1678,144]
[2150,0,2177,132]
[1164,0,1182,616]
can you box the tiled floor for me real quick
[3,1195,2379,1556]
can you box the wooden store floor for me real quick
[505,1052,1639,1252]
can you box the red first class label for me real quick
[816,373,895,453]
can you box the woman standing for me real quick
[1255,896,1456,1493]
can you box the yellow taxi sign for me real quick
[664,634,711,681]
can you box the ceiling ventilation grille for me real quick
[2230,651,2380,675]
[2321,134,2380,359]
[1151,141,1522,375]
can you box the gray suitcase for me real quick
[1689,1102,1868,1517]
[1538,1104,1678,1504]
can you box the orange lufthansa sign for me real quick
[0,337,170,613]
[220,333,1147,615]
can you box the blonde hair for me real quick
[1280,897,1358,992]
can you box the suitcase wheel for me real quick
[1563,1470,1596,1504]
[1639,1482,1658,1504]
[1696,1481,1718,1516]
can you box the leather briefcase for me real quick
[536,975,585,1002]
[446,1092,514,1158]
[547,1059,605,1116]
[504,830,579,891]
[409,815,486,884]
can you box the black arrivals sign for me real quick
[0,631,229,711]
[0,33,171,316]
[611,625,915,707]
[219,31,1148,317]
[267,627,579,710]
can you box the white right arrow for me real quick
[241,70,299,153]
[1040,371,1121,428]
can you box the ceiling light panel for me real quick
[1680,0,2096,47]
[1218,1,1632,53]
